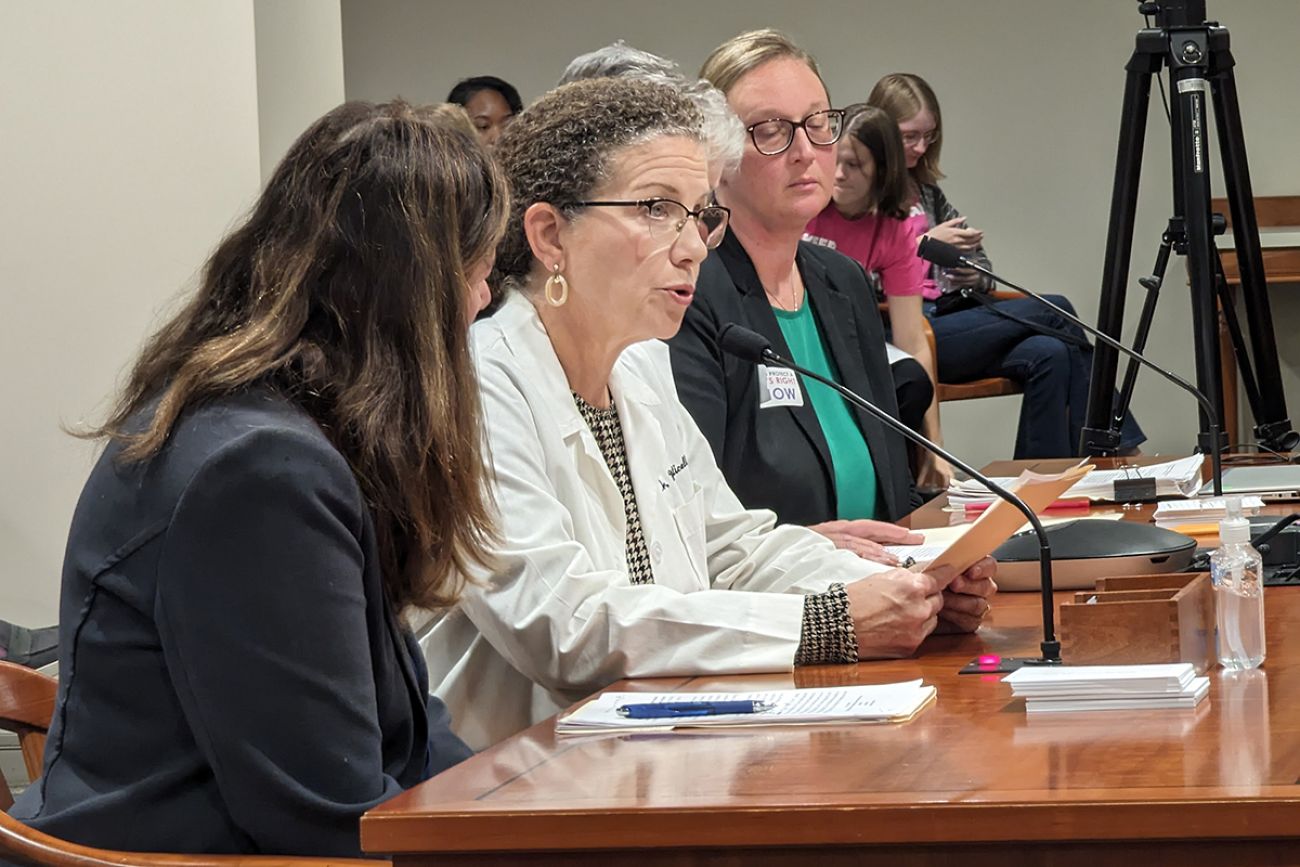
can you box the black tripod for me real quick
[1081,0,1297,457]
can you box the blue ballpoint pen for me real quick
[616,700,775,719]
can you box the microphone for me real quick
[917,236,1223,496]
[915,237,968,271]
[716,324,771,364]
[717,323,1062,666]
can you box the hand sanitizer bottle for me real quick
[1211,496,1265,670]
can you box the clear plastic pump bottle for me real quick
[1211,496,1265,670]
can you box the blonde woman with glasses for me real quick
[666,30,997,676]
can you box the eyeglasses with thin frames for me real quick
[900,129,939,147]
[566,197,731,249]
[746,109,846,156]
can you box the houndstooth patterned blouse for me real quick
[573,392,656,585]
[572,391,859,665]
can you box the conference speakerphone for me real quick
[992,512,1300,590]
[991,519,1198,591]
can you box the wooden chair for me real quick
[1213,195,1300,286]
[881,290,1025,402]
[0,661,56,812]
[0,661,372,867]
[1210,195,1300,443]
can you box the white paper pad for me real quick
[556,680,935,734]
[1023,678,1210,713]
[1153,496,1265,527]
[1004,663,1197,691]
[1003,663,1210,713]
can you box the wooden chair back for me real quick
[1208,195,1300,442]
[0,661,372,867]
[0,661,57,810]
[0,810,371,867]
[881,290,1026,403]
[1212,194,1300,285]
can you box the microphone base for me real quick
[958,652,1062,675]
[1033,641,1063,665]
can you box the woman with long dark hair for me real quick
[10,100,508,857]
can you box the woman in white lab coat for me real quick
[421,76,996,751]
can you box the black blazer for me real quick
[668,233,917,527]
[11,389,471,857]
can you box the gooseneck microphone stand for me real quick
[918,236,1223,496]
[1083,0,1297,458]
[717,324,1062,666]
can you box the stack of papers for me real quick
[947,454,1205,507]
[884,523,970,568]
[884,513,1128,566]
[555,680,935,734]
[1153,496,1265,530]
[895,463,1092,573]
[1003,663,1210,714]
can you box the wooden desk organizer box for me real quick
[1058,572,1215,673]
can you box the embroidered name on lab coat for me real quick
[758,365,804,408]
[658,454,689,490]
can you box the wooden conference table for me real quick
[362,458,1300,866]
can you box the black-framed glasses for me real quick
[566,197,731,249]
[746,108,846,156]
[900,129,939,147]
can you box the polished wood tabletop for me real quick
[363,457,1300,866]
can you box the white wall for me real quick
[0,4,263,624]
[255,0,346,182]
[1,3,1295,626]
[342,0,1300,466]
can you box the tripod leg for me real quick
[1170,36,1227,455]
[1215,256,1263,417]
[1083,48,1160,456]
[1209,31,1297,450]
[1115,237,1173,427]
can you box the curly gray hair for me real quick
[557,41,744,181]
[494,77,706,286]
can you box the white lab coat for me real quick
[421,293,889,750]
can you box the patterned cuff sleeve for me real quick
[794,583,859,666]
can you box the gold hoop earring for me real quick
[544,265,569,307]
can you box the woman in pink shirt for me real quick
[805,105,950,489]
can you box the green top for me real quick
[773,299,881,520]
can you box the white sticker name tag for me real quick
[758,365,804,408]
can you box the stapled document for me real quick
[556,680,936,733]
